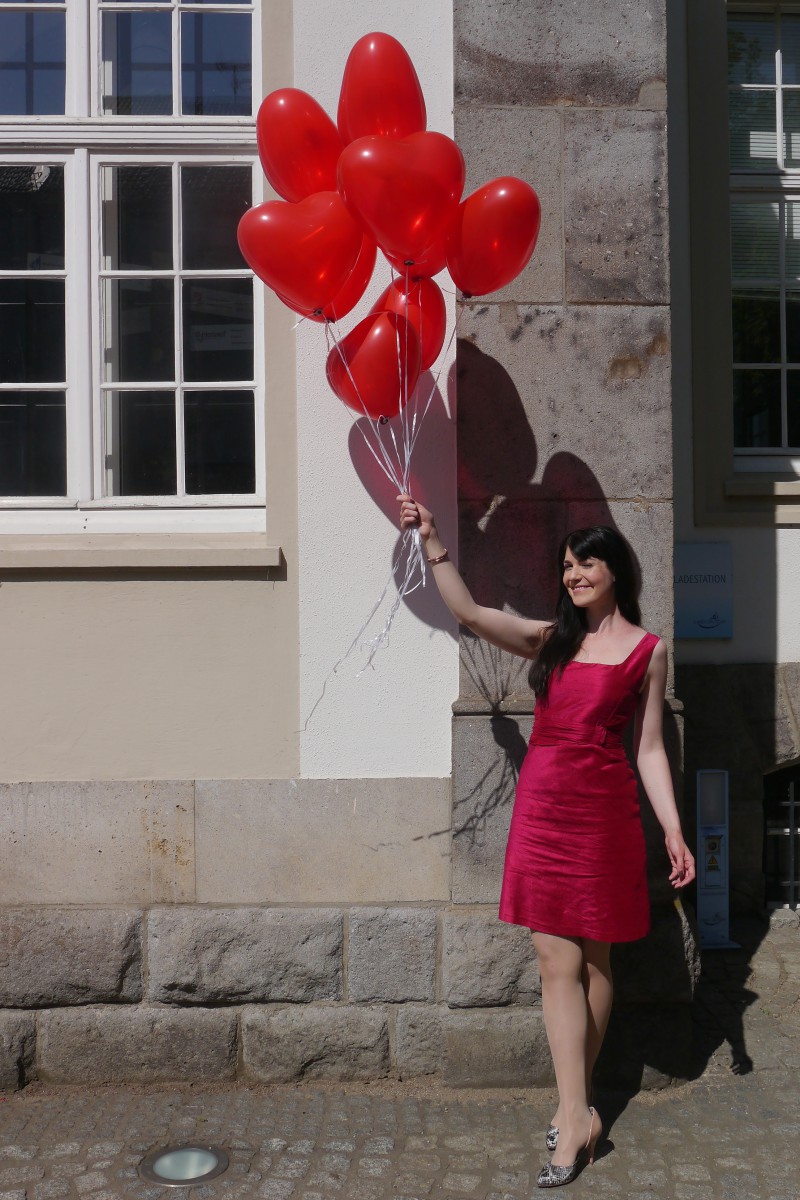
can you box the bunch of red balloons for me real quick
[238,33,541,422]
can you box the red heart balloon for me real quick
[337,33,426,144]
[338,132,465,263]
[385,232,448,280]
[326,312,421,420]
[301,235,378,323]
[446,176,541,298]
[371,278,446,371]
[237,192,363,314]
[257,88,344,203]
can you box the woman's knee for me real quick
[532,931,583,982]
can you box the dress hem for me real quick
[497,907,650,944]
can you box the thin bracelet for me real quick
[427,548,449,565]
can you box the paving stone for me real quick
[347,910,436,1003]
[148,908,343,1004]
[0,910,142,1007]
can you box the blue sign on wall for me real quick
[674,542,733,639]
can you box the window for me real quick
[0,0,263,536]
[729,10,800,467]
[687,1,800,523]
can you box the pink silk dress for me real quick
[498,631,660,943]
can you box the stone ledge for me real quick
[38,1005,238,1084]
[0,908,142,1008]
[241,1005,390,1083]
[147,907,343,1004]
[443,1008,554,1087]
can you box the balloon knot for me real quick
[379,415,389,425]
[404,260,414,266]
[314,308,324,317]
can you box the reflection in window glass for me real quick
[782,15,800,85]
[733,369,782,446]
[106,390,177,495]
[103,279,174,383]
[0,279,65,383]
[731,202,780,279]
[0,391,66,496]
[0,11,65,115]
[182,279,253,382]
[0,165,64,270]
[729,90,778,171]
[728,16,775,85]
[181,13,252,116]
[102,12,171,115]
[185,390,254,493]
[182,166,250,269]
[732,290,781,363]
[783,92,800,169]
[102,166,172,271]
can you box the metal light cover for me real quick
[138,1144,230,1186]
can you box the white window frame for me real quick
[0,0,265,538]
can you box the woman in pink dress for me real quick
[399,495,695,1189]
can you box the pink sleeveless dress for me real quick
[498,632,659,943]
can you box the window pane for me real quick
[788,371,800,446]
[104,279,174,382]
[782,15,800,85]
[0,390,66,496]
[0,12,65,115]
[729,90,778,170]
[106,390,176,496]
[733,369,782,447]
[786,292,800,362]
[185,390,254,494]
[0,165,64,270]
[182,166,250,269]
[728,16,775,85]
[783,91,800,168]
[102,166,172,271]
[731,202,779,280]
[0,280,65,383]
[102,12,172,116]
[732,289,780,362]
[785,202,800,278]
[182,279,253,382]
[181,13,252,116]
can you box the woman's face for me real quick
[562,546,616,608]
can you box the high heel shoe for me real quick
[536,1107,600,1189]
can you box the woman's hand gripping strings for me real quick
[398,494,550,658]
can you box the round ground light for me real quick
[138,1145,230,1186]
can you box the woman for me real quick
[398,495,695,1189]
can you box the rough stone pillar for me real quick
[451,0,699,1088]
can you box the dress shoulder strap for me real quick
[623,631,661,679]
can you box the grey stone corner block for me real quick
[38,1005,238,1085]
[0,1010,36,1092]
[454,0,666,108]
[241,1005,389,1084]
[443,1008,554,1088]
[347,908,437,1003]
[0,908,143,1008]
[147,906,343,1005]
[443,908,540,1007]
[613,900,701,1005]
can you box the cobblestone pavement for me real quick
[1,919,798,1200]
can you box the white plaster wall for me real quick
[293,0,458,776]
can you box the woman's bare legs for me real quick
[583,938,613,1091]
[533,931,598,1168]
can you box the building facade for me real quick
[0,0,793,1091]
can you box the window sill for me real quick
[724,474,800,498]
[0,533,281,571]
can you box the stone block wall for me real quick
[0,898,699,1091]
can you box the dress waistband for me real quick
[530,719,623,748]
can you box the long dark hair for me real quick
[528,526,641,699]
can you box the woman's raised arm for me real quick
[399,494,551,659]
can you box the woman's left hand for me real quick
[666,833,696,888]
